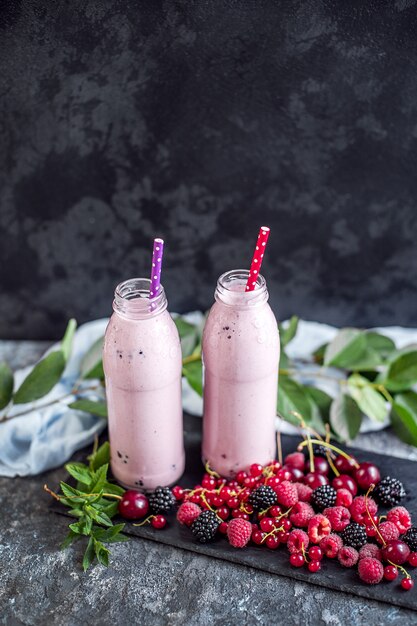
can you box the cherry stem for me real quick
[43,484,122,501]
[297,439,360,468]
[364,484,385,546]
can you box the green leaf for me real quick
[85,505,113,527]
[102,481,125,496]
[330,394,362,442]
[279,316,299,347]
[324,329,380,371]
[68,399,107,418]
[304,386,332,422]
[93,539,110,567]
[60,530,81,550]
[174,317,199,358]
[81,336,105,380]
[279,350,290,371]
[89,464,108,493]
[61,319,77,362]
[0,362,14,410]
[312,343,327,365]
[13,351,66,404]
[365,332,395,360]
[391,392,417,447]
[60,482,86,503]
[182,359,203,396]
[69,516,92,536]
[93,524,126,542]
[88,441,110,471]
[277,376,320,426]
[384,349,417,392]
[82,537,95,571]
[65,462,92,486]
[347,374,387,423]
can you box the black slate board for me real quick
[52,417,417,611]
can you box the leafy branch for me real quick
[44,440,128,571]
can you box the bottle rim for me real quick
[113,277,167,319]
[215,269,268,308]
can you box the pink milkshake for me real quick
[202,270,280,476]
[103,278,185,490]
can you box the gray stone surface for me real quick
[1,341,417,625]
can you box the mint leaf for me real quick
[330,393,362,442]
[347,373,387,423]
[391,392,417,447]
[81,336,105,380]
[93,524,126,542]
[86,505,113,527]
[88,441,110,471]
[93,539,110,567]
[61,319,77,362]
[183,360,203,396]
[60,482,86,503]
[82,537,95,571]
[88,464,108,493]
[69,516,92,536]
[0,362,13,410]
[13,351,66,404]
[68,399,107,418]
[279,316,299,347]
[65,463,92,486]
[60,530,81,550]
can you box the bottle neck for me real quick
[113,278,167,320]
[214,269,269,308]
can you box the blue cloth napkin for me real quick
[2,315,417,477]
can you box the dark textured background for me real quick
[1,0,417,339]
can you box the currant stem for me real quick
[204,461,220,479]
[133,515,156,527]
[388,559,411,579]
[297,439,360,468]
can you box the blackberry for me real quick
[148,486,176,513]
[249,485,277,511]
[341,522,367,550]
[311,485,336,511]
[374,477,406,507]
[191,510,219,543]
[402,526,417,552]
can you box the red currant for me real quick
[290,553,305,567]
[172,485,185,501]
[276,468,293,482]
[260,517,274,532]
[277,530,290,543]
[216,506,230,520]
[236,471,248,484]
[354,462,381,491]
[118,491,149,520]
[269,505,282,517]
[250,463,264,477]
[227,497,239,509]
[281,519,292,532]
[309,546,323,561]
[251,529,265,545]
[151,515,166,529]
[384,565,398,581]
[409,552,417,567]
[243,476,256,488]
[202,474,217,489]
[265,535,279,549]
[232,510,249,520]
[266,476,281,488]
[331,474,358,496]
[218,521,228,534]
[308,560,321,572]
[401,578,414,591]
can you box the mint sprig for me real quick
[45,441,128,571]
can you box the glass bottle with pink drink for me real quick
[202,227,280,476]
[103,239,185,490]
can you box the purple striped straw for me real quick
[149,237,164,299]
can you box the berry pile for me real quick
[118,442,416,592]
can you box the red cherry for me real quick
[309,546,323,561]
[285,467,305,481]
[334,455,358,475]
[151,515,166,529]
[218,521,228,534]
[264,534,279,549]
[304,472,329,490]
[305,457,329,476]
[409,552,417,567]
[276,468,293,482]
[251,529,265,545]
[381,540,410,565]
[401,578,414,591]
[118,491,149,520]
[384,565,398,581]
[354,462,381,491]
[290,553,305,567]
[331,474,358,496]
[250,463,264,477]
[308,560,321,573]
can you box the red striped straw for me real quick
[149,238,164,299]
[245,226,270,292]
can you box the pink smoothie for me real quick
[103,278,185,490]
[202,270,280,476]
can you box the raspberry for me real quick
[308,514,331,543]
[287,529,309,554]
[358,557,384,584]
[320,534,343,558]
[289,502,315,527]
[176,502,202,526]
[336,488,353,508]
[295,483,313,503]
[284,452,305,470]
[323,506,351,532]
[275,481,299,508]
[376,521,400,545]
[359,544,381,561]
[338,546,359,567]
[226,518,252,548]
[350,496,378,525]
[387,506,412,534]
